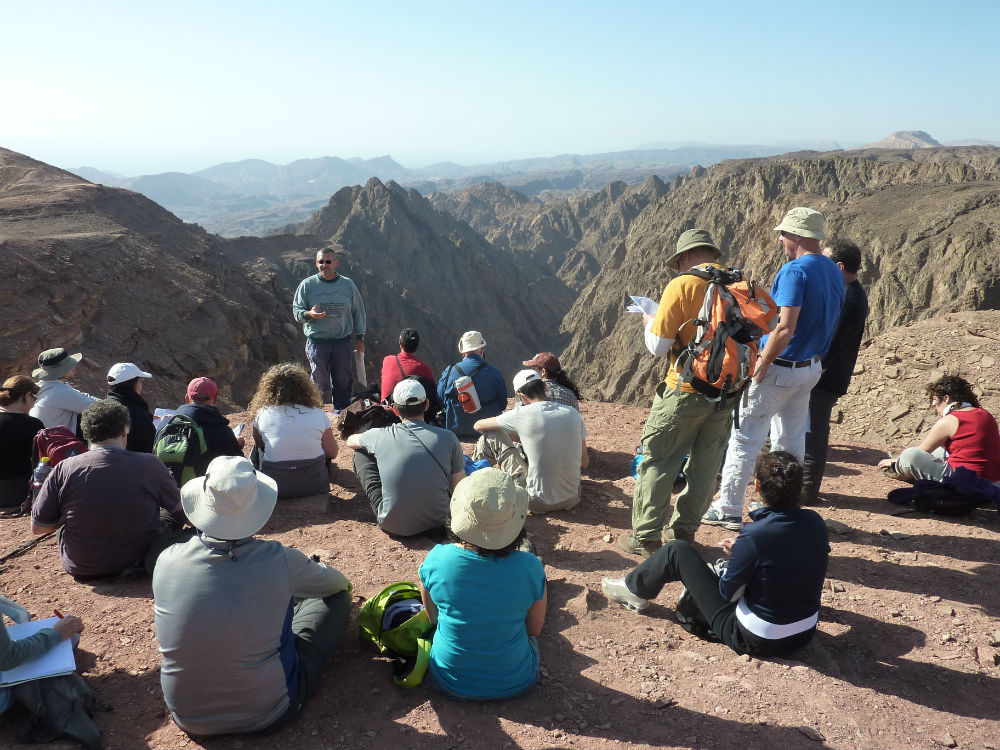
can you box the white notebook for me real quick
[1,617,76,687]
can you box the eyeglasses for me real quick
[317,260,334,265]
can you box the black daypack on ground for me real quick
[887,466,1000,516]
[337,394,400,439]
[153,414,209,487]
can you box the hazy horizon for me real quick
[3,1,998,176]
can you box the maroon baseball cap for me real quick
[522,352,560,372]
[186,377,219,401]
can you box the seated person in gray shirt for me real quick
[346,379,465,537]
[153,456,352,737]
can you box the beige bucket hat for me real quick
[450,468,529,550]
[181,456,278,540]
[773,207,827,241]
[666,229,723,271]
[459,330,486,353]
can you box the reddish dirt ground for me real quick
[1,400,998,750]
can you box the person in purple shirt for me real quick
[603,451,829,656]
[703,207,845,530]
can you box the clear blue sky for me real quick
[2,0,997,175]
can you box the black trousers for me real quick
[624,540,814,656]
[803,387,840,504]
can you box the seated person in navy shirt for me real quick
[603,451,829,657]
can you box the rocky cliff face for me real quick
[292,178,577,381]
[0,148,298,409]
[557,147,1000,404]
[431,177,669,291]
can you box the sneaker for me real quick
[709,558,730,577]
[701,508,743,531]
[664,527,695,544]
[601,577,650,613]
[618,533,662,558]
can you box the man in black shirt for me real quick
[803,239,869,503]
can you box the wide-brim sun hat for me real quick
[33,348,83,381]
[181,456,278,540]
[450,468,529,550]
[666,229,723,271]
[773,207,827,241]
[458,330,486,353]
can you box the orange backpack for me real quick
[673,266,777,404]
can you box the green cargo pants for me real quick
[632,382,734,543]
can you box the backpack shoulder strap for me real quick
[395,355,406,379]
[399,421,451,484]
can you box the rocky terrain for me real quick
[0,148,304,408]
[0,400,997,750]
[559,146,1000,404]
[863,131,943,150]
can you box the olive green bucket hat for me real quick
[773,207,827,241]
[666,229,723,271]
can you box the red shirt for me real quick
[947,407,1000,481]
[380,352,435,401]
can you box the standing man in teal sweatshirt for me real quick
[292,244,367,410]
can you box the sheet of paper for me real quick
[152,408,175,432]
[626,295,659,315]
[0,617,76,687]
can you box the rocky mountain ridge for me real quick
[557,146,1000,403]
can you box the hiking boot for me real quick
[618,533,662,558]
[664,527,695,544]
[601,577,650,613]
[701,508,743,531]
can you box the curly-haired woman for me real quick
[249,363,338,498]
[877,374,1000,482]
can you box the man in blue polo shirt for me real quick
[702,207,844,530]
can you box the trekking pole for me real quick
[0,531,56,564]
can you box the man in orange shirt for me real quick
[619,230,735,557]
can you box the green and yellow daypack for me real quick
[359,581,434,688]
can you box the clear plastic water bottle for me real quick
[30,457,52,501]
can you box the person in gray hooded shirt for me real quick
[153,456,351,736]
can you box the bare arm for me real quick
[419,583,438,625]
[321,427,339,460]
[450,471,465,490]
[754,305,800,381]
[473,416,502,434]
[917,415,959,454]
[345,433,364,450]
[525,586,547,637]
[580,439,590,470]
[32,519,62,535]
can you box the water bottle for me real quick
[30,457,52,501]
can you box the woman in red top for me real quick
[878,375,1000,482]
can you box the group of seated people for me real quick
[3,339,999,737]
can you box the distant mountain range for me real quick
[66,142,816,236]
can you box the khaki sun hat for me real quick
[450,468,529,550]
[773,207,826,241]
[181,456,278,540]
[459,330,486,353]
[33,348,84,381]
[666,229,723,271]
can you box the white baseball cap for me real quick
[392,378,427,406]
[512,369,541,393]
[107,362,152,385]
